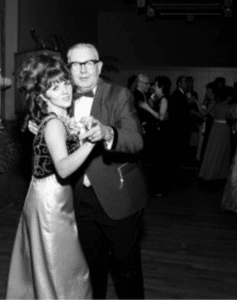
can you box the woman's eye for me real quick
[53,85,59,91]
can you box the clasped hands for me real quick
[79,116,113,144]
[28,116,113,144]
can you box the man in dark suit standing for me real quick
[167,75,191,189]
[169,75,190,134]
[132,73,150,125]
[132,74,153,166]
[67,43,148,299]
[133,73,150,106]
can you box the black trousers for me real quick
[74,185,145,299]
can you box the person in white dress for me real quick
[5,52,95,299]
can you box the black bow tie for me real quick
[74,90,94,99]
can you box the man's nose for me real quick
[80,64,87,73]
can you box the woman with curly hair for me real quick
[5,53,94,299]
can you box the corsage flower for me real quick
[63,116,87,136]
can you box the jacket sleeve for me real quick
[107,85,144,154]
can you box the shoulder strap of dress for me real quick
[38,114,58,131]
[160,95,166,101]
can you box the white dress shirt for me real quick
[74,89,95,187]
[74,87,114,187]
[74,96,94,122]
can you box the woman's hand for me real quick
[28,120,39,135]
[139,101,159,120]
[139,101,150,110]
[78,116,98,144]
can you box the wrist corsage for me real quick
[63,116,87,135]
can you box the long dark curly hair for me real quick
[154,76,172,96]
[18,52,73,126]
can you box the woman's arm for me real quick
[45,119,94,179]
[159,97,168,121]
[139,101,159,119]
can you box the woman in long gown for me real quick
[221,102,237,213]
[198,86,232,181]
[196,82,217,162]
[5,53,94,299]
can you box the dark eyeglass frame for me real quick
[67,60,100,69]
[139,81,150,85]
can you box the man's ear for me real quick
[98,61,103,75]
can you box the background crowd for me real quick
[129,73,237,200]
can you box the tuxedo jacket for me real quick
[72,78,148,220]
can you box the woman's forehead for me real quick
[48,76,69,87]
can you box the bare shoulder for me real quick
[44,117,66,138]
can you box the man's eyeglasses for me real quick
[139,81,150,85]
[67,60,99,72]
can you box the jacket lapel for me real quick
[90,78,104,118]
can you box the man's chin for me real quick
[78,81,90,87]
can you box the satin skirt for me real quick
[198,121,231,180]
[5,175,92,299]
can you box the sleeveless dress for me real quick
[198,102,232,180]
[5,115,92,299]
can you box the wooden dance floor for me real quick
[1,165,237,299]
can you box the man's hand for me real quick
[79,116,97,131]
[139,101,151,111]
[80,118,113,143]
[28,120,39,135]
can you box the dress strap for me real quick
[38,114,58,131]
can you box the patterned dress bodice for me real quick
[32,115,80,179]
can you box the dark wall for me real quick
[18,0,98,57]
[98,11,237,67]
[17,0,237,67]
[0,0,4,11]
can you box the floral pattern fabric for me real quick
[32,115,80,179]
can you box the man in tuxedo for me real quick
[132,74,155,167]
[67,43,148,299]
[133,73,150,101]
[132,73,150,127]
